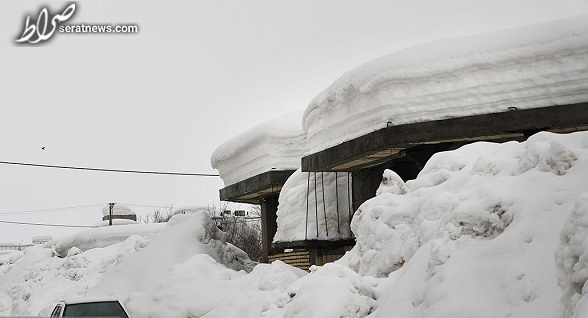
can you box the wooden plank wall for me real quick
[269,250,311,271]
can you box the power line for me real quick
[0,161,219,177]
[0,204,105,216]
[0,219,97,228]
[122,203,173,209]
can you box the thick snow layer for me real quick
[338,131,588,317]
[51,223,164,257]
[262,263,377,318]
[0,212,257,316]
[0,251,23,266]
[303,15,588,152]
[273,169,353,242]
[101,204,134,217]
[556,193,588,318]
[211,110,308,187]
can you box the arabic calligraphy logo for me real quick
[15,3,76,44]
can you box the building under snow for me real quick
[212,15,588,269]
[301,15,588,212]
[102,203,137,224]
[211,110,308,263]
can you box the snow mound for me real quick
[211,110,308,187]
[303,15,588,152]
[274,169,353,242]
[375,169,409,196]
[127,259,306,317]
[0,212,258,316]
[556,193,588,318]
[0,251,23,266]
[51,223,164,257]
[340,131,588,317]
[262,263,376,318]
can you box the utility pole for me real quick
[109,203,115,226]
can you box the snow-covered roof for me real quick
[303,15,588,153]
[211,110,308,187]
[101,204,134,217]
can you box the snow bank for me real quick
[127,260,305,317]
[303,15,588,152]
[339,131,588,317]
[0,251,23,266]
[51,223,164,257]
[273,169,353,242]
[0,212,257,316]
[262,263,376,318]
[211,110,308,187]
[556,193,588,318]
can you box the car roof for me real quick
[59,296,122,305]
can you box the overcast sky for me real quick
[1,0,587,243]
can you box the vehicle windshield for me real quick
[62,301,129,317]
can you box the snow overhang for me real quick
[211,110,308,188]
[301,15,588,172]
[302,104,588,172]
[302,15,588,163]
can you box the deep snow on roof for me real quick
[101,204,134,217]
[211,110,308,187]
[303,14,588,153]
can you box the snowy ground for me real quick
[2,131,588,317]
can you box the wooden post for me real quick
[260,194,279,263]
[109,203,115,226]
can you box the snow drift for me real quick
[303,15,588,152]
[211,110,308,187]
[339,131,588,317]
[0,212,257,316]
[51,223,164,257]
[556,193,588,318]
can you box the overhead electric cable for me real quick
[0,161,219,177]
[0,219,97,228]
[122,203,173,209]
[0,204,105,215]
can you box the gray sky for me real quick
[1,0,587,242]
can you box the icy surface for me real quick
[303,15,588,152]
[273,169,353,242]
[211,110,308,186]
